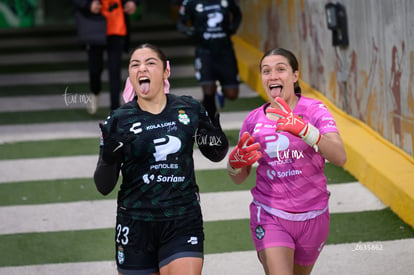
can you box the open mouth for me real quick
[139,77,150,84]
[269,84,283,97]
[139,77,150,93]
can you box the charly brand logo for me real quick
[62,86,92,106]
[187,236,198,245]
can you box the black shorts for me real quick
[194,51,240,87]
[115,214,204,274]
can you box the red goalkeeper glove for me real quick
[228,132,262,175]
[266,97,321,147]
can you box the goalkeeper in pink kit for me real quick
[227,48,347,275]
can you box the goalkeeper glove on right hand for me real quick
[228,132,262,175]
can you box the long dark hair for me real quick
[129,43,168,71]
[260,48,301,94]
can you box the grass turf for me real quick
[1,209,413,267]
[0,165,355,206]
[0,21,409,270]
[0,97,265,125]
[0,130,242,160]
[0,108,111,125]
[0,138,100,160]
[0,77,199,97]
[0,169,256,206]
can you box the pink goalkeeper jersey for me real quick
[240,95,339,213]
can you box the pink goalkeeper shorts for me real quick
[249,202,330,266]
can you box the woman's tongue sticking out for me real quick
[270,84,283,98]
[139,77,150,95]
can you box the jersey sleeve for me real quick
[310,102,340,135]
[94,153,121,195]
[94,111,122,195]
[239,107,261,137]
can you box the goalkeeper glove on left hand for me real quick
[99,118,132,164]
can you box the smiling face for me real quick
[260,54,299,107]
[128,47,168,100]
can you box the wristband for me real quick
[301,123,322,147]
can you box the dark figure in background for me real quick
[176,0,242,121]
[73,0,140,114]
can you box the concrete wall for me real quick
[236,0,414,158]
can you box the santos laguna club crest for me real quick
[178,110,190,125]
[255,225,265,240]
[117,246,125,264]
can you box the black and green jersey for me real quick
[101,94,210,221]
[177,0,242,54]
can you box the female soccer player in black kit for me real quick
[177,0,242,121]
[94,43,229,275]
